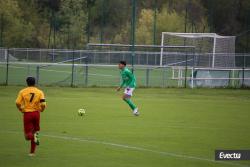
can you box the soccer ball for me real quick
[78,108,86,116]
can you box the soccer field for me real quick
[0,86,250,167]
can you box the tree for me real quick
[57,0,87,49]
[113,6,194,45]
[202,0,250,52]
[0,0,34,47]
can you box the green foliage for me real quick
[88,0,130,43]
[136,9,155,45]
[201,0,250,52]
[0,0,249,51]
[113,6,204,45]
[57,0,87,49]
[136,8,185,45]
[0,0,34,47]
[156,7,185,36]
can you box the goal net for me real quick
[160,32,236,68]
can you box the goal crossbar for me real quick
[87,43,195,49]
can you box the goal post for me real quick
[160,32,236,68]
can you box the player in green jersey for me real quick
[116,61,139,116]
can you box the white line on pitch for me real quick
[1,130,249,167]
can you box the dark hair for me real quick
[26,77,36,86]
[119,61,126,66]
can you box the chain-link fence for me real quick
[0,48,250,88]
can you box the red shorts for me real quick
[23,111,40,139]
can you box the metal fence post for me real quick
[162,67,167,87]
[5,48,9,85]
[146,68,149,87]
[85,57,88,87]
[130,0,137,73]
[231,69,235,88]
[242,54,245,88]
[191,67,194,88]
[71,51,75,87]
[26,48,29,61]
[39,49,42,62]
[184,53,188,88]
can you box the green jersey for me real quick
[120,67,136,88]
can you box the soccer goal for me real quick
[160,32,236,68]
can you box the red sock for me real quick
[30,140,36,154]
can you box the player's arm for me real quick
[39,91,46,112]
[40,100,46,112]
[117,81,125,91]
[15,91,24,113]
[16,103,23,112]
[117,77,125,91]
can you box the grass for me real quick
[0,86,250,167]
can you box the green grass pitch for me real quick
[0,86,250,167]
